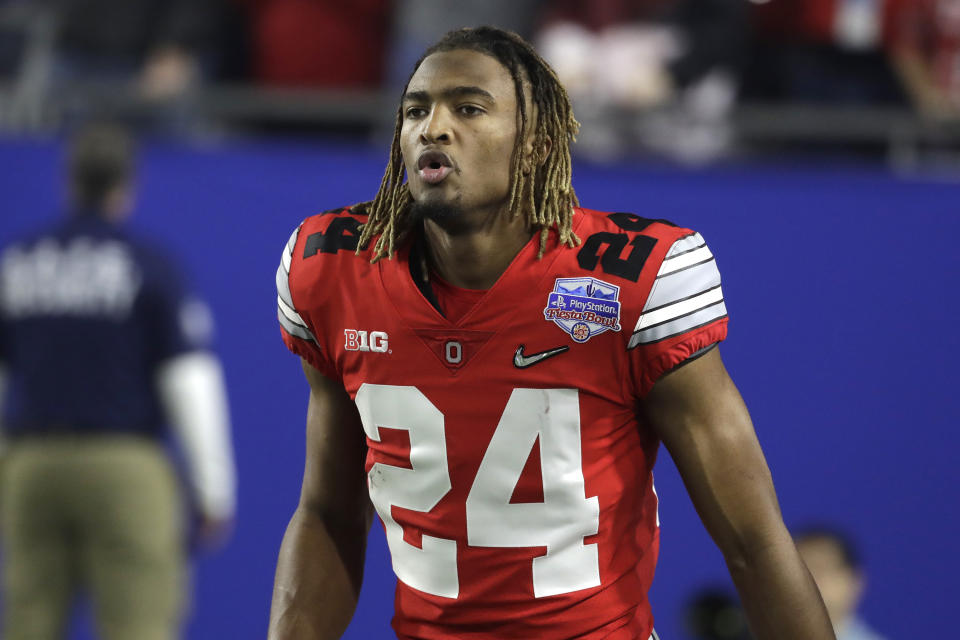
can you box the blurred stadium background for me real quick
[0,1,958,638]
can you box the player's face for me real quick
[400,49,525,220]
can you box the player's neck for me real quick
[422,210,532,290]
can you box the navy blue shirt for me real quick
[0,213,212,437]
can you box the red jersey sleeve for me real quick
[276,222,341,381]
[627,231,729,395]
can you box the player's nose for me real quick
[419,107,452,145]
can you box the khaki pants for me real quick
[1,436,186,640]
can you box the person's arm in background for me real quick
[147,253,237,548]
[889,46,956,119]
[642,347,835,639]
[268,358,372,640]
[157,349,236,547]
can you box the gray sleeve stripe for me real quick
[644,260,721,312]
[281,243,292,273]
[276,262,295,310]
[278,308,317,343]
[628,304,728,348]
[277,295,308,330]
[643,284,723,317]
[664,232,705,259]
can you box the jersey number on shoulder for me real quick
[355,384,600,599]
[576,212,672,282]
[303,216,362,257]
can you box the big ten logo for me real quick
[344,329,389,353]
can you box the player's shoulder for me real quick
[277,203,378,314]
[567,206,706,292]
[276,204,380,364]
[292,202,371,254]
[281,203,377,277]
[574,206,695,244]
[564,207,726,359]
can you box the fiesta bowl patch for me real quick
[543,277,622,343]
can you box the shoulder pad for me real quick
[298,205,371,260]
[276,205,372,345]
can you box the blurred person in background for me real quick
[50,0,226,99]
[681,587,750,640]
[887,0,960,120]
[744,0,905,106]
[0,123,237,640]
[0,0,232,133]
[795,527,887,640]
[535,0,749,162]
[385,0,543,90]
[237,0,391,89]
[376,0,543,141]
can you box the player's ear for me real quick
[521,134,551,175]
[539,134,552,166]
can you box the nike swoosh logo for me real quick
[513,344,570,369]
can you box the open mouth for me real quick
[417,150,453,184]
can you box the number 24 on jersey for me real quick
[356,385,601,599]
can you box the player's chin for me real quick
[410,196,464,225]
[412,183,457,206]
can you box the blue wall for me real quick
[1,137,956,639]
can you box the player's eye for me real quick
[458,105,484,117]
[405,107,428,119]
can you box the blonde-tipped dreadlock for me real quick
[357,26,581,262]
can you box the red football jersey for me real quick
[276,206,728,639]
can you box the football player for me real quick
[269,26,834,640]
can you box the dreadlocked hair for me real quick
[357,26,581,261]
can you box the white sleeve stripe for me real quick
[286,226,300,253]
[278,308,317,343]
[636,297,724,334]
[635,286,724,331]
[277,294,307,329]
[664,232,705,258]
[281,226,300,273]
[664,241,706,260]
[276,263,295,309]
[277,224,317,344]
[658,256,714,279]
[644,260,721,313]
[658,246,714,276]
[628,305,727,347]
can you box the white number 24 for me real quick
[354,384,601,599]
